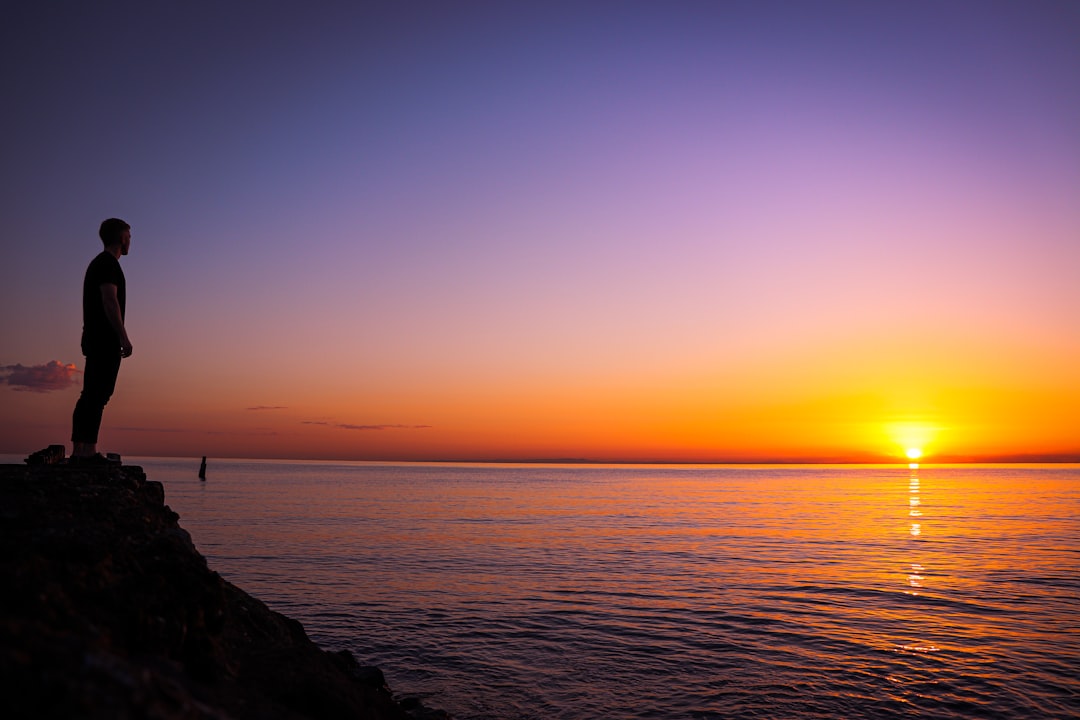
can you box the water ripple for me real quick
[144,460,1080,719]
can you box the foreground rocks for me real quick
[0,463,446,719]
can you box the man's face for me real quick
[119,229,131,255]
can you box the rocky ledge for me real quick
[0,463,447,720]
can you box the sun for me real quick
[885,421,938,462]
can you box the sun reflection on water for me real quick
[907,562,924,590]
[906,466,923,591]
[898,463,941,656]
[909,473,921,538]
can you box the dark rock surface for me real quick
[0,463,448,719]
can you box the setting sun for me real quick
[885,422,939,462]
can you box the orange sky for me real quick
[3,4,1079,463]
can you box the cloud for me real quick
[338,423,433,431]
[116,427,279,436]
[116,427,184,433]
[246,405,287,411]
[301,421,432,431]
[0,361,80,392]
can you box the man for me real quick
[71,218,133,462]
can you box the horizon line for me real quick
[94,452,1080,466]
[5,449,1080,466]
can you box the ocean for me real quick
[131,460,1080,718]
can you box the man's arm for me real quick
[100,283,133,357]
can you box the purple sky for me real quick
[3,2,1079,461]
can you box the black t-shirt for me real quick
[81,251,125,356]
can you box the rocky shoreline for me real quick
[0,463,448,719]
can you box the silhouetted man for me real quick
[71,218,133,462]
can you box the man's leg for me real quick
[71,353,121,456]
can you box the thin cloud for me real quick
[301,420,432,431]
[338,423,432,431]
[246,405,288,411]
[116,426,185,433]
[0,361,80,392]
[116,427,279,436]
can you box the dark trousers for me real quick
[71,353,122,444]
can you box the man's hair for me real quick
[99,218,131,247]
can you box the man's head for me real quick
[99,218,131,255]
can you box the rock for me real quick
[23,444,66,465]
[0,463,432,720]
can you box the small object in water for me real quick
[199,456,207,480]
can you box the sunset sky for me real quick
[2,1,1078,463]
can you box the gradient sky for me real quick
[2,1,1078,462]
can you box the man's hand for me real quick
[100,283,132,358]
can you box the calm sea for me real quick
[133,460,1079,718]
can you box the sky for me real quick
[2,1,1078,463]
